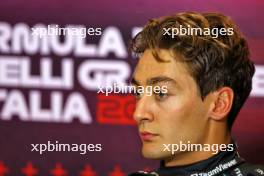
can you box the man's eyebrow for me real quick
[147,76,177,85]
[130,76,178,86]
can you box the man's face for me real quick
[132,49,212,160]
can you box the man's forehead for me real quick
[139,49,173,63]
[133,49,190,85]
[135,49,172,75]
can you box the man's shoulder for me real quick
[128,162,264,176]
[227,162,264,176]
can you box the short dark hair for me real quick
[130,12,255,129]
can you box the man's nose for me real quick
[133,95,154,124]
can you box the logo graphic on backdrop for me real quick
[0,22,142,125]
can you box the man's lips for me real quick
[139,131,159,141]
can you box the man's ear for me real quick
[209,87,234,121]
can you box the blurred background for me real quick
[0,0,263,175]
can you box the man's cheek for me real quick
[161,96,188,112]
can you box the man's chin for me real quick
[142,151,160,159]
[141,144,169,159]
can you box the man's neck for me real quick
[164,124,232,167]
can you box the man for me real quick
[128,12,264,176]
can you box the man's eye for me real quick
[155,92,168,100]
[133,90,142,99]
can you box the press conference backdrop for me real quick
[0,0,263,175]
